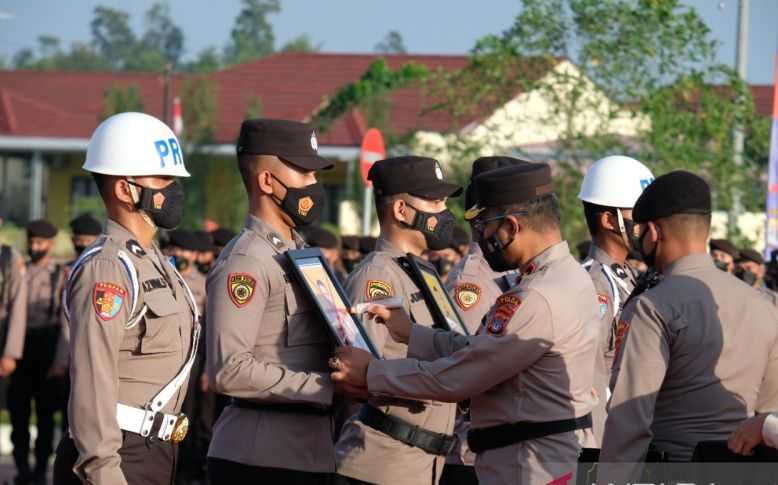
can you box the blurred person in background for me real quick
[209,227,236,260]
[736,248,778,306]
[709,239,739,273]
[306,226,347,283]
[194,230,215,276]
[340,236,361,274]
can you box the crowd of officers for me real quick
[0,112,776,485]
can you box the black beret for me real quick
[210,228,236,248]
[167,230,200,251]
[465,157,531,210]
[709,239,739,258]
[359,236,377,255]
[69,213,102,236]
[341,235,360,251]
[306,226,339,249]
[194,230,215,252]
[466,163,553,220]
[738,248,764,265]
[26,219,58,239]
[633,171,711,224]
[368,156,462,199]
[236,118,333,170]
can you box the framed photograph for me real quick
[286,248,381,359]
[400,254,470,336]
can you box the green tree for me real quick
[141,2,184,66]
[90,6,137,70]
[280,34,320,53]
[186,47,222,73]
[100,85,144,120]
[223,0,280,65]
[375,30,407,54]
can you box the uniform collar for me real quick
[664,252,715,277]
[587,244,616,267]
[375,237,407,258]
[468,241,483,258]
[244,214,304,253]
[105,219,141,244]
[521,240,570,275]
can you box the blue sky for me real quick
[0,0,775,83]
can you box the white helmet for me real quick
[578,155,654,208]
[83,112,190,177]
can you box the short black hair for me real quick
[499,194,561,233]
[375,194,403,221]
[582,201,615,237]
[91,172,111,199]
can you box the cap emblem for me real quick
[434,163,443,180]
[310,132,319,151]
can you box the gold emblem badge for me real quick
[366,280,393,300]
[298,196,314,216]
[455,283,481,311]
[152,192,166,209]
[170,414,189,444]
[426,216,439,232]
[228,273,257,308]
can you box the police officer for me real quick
[9,219,64,485]
[53,112,199,485]
[441,156,523,485]
[577,155,654,445]
[0,215,26,380]
[709,239,739,273]
[334,156,461,485]
[332,162,600,485]
[306,226,347,283]
[164,230,207,316]
[734,248,778,305]
[599,171,778,483]
[206,119,337,483]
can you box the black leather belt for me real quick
[358,404,456,456]
[467,413,592,453]
[231,398,331,416]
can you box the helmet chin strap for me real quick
[127,177,157,231]
[616,209,630,249]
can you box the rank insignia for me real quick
[126,240,146,257]
[267,233,284,251]
[366,280,393,300]
[298,196,314,217]
[228,273,257,308]
[614,319,630,355]
[93,282,126,321]
[454,283,481,311]
[486,294,521,336]
[597,293,609,319]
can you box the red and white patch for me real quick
[614,319,630,356]
[485,294,521,335]
[597,293,609,319]
[92,282,127,321]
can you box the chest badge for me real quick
[454,283,481,311]
[366,280,393,300]
[228,272,257,308]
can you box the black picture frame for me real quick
[400,254,470,336]
[286,248,381,359]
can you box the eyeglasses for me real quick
[471,211,529,235]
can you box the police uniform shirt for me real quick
[600,254,778,481]
[335,237,457,485]
[0,247,27,359]
[206,215,335,473]
[67,220,196,485]
[757,285,778,307]
[366,241,600,485]
[182,268,206,318]
[581,243,636,445]
[444,241,515,467]
[25,260,64,330]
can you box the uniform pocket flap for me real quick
[144,291,179,317]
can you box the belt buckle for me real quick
[170,414,189,444]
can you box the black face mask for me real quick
[129,179,185,230]
[713,259,730,272]
[479,221,516,273]
[175,257,191,272]
[635,227,657,269]
[73,245,89,257]
[403,203,455,251]
[735,267,758,286]
[434,258,456,277]
[343,258,359,273]
[196,261,211,275]
[28,249,47,263]
[271,175,325,227]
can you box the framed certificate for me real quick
[286,248,381,359]
[400,254,470,336]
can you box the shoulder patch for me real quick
[454,283,481,311]
[126,240,146,257]
[93,282,126,321]
[486,294,521,336]
[597,293,609,319]
[366,280,393,300]
[228,272,257,307]
[614,319,630,355]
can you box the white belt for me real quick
[116,403,181,441]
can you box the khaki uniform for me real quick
[581,244,636,445]
[182,268,207,318]
[206,215,336,473]
[336,238,457,485]
[757,284,778,307]
[599,254,778,482]
[66,220,197,485]
[366,241,600,485]
[0,246,27,359]
[444,242,515,467]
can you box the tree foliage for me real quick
[100,85,144,120]
[223,0,280,65]
[280,34,321,54]
[375,30,407,54]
